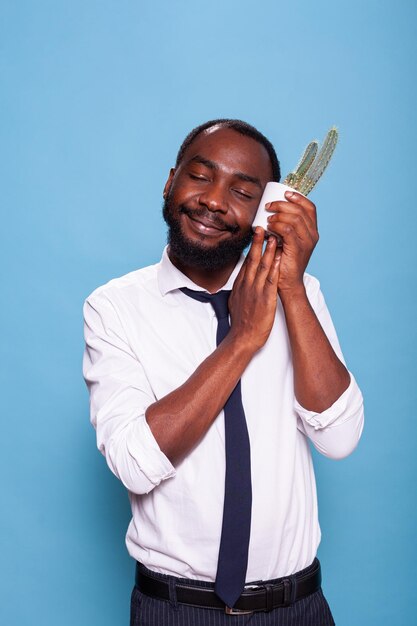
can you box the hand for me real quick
[265,191,319,296]
[228,227,281,352]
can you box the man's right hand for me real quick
[145,227,281,464]
[228,227,281,352]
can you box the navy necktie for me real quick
[180,287,252,608]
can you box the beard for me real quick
[162,195,253,272]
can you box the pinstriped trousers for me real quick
[130,561,336,626]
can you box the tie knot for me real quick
[180,287,230,320]
[208,291,230,320]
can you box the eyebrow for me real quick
[188,155,263,190]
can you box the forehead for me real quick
[180,127,273,182]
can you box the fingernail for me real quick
[285,191,295,199]
[255,226,262,234]
[265,202,271,209]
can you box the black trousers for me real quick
[130,561,336,626]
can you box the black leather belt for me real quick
[135,559,321,615]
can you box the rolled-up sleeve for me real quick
[83,293,176,494]
[294,275,365,460]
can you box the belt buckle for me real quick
[224,580,264,615]
[225,606,254,616]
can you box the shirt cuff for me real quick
[294,373,362,430]
[126,414,176,486]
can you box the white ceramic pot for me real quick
[252,182,306,233]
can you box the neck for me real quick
[168,248,238,293]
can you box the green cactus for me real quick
[284,127,338,197]
[284,141,318,189]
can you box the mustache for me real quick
[179,205,240,234]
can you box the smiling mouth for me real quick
[180,206,238,235]
[188,215,227,232]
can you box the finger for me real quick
[254,235,277,282]
[234,226,264,286]
[265,199,316,232]
[267,212,316,244]
[242,226,265,283]
[267,220,299,247]
[284,191,317,221]
[264,252,281,291]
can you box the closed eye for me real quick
[233,189,253,199]
[189,174,209,181]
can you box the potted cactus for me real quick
[252,127,339,234]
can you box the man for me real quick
[83,119,364,625]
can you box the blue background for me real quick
[1,1,416,624]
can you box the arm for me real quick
[146,229,281,463]
[266,192,364,457]
[280,284,350,412]
[291,275,364,459]
[84,230,282,491]
[83,294,176,494]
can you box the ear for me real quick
[163,168,176,198]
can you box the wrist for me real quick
[279,283,307,307]
[225,329,262,358]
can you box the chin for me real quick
[167,223,252,271]
[162,196,253,271]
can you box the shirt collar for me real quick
[157,246,245,295]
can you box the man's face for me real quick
[163,127,273,271]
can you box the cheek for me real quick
[236,205,258,229]
[171,187,197,208]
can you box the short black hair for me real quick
[175,118,281,182]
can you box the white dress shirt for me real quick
[83,247,364,583]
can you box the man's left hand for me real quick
[265,191,319,297]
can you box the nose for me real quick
[198,182,228,214]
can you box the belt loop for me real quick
[264,584,273,612]
[282,578,292,607]
[168,577,178,610]
[290,574,297,606]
